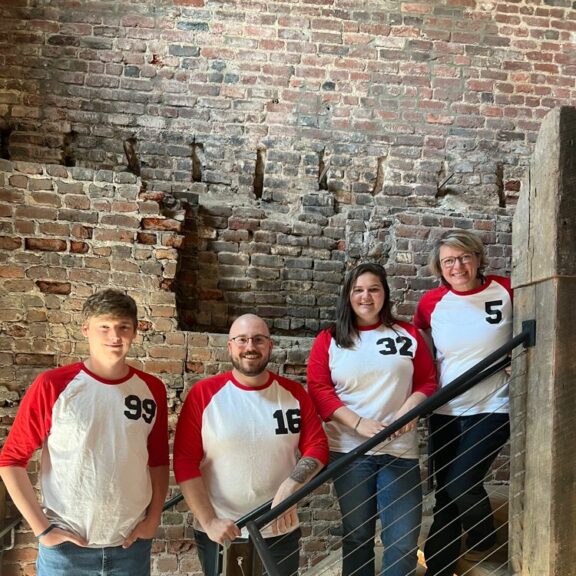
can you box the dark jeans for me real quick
[424,413,510,576]
[331,452,423,576]
[194,528,301,576]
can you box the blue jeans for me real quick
[194,528,301,576]
[424,413,510,576]
[37,539,152,576]
[331,452,423,576]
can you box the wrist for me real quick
[203,516,219,530]
[36,524,56,539]
[353,416,362,431]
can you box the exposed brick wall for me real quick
[174,195,513,332]
[1,0,572,330]
[0,0,561,573]
[0,160,512,575]
[2,0,574,201]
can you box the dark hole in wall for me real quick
[173,199,202,332]
[496,163,506,208]
[62,131,77,167]
[0,124,12,160]
[371,156,385,195]
[254,148,266,199]
[123,136,141,176]
[191,140,204,183]
[318,149,329,191]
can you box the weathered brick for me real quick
[25,238,67,252]
[0,236,22,250]
[100,214,140,228]
[14,353,56,366]
[15,206,58,220]
[70,241,89,254]
[35,281,72,295]
[141,218,182,232]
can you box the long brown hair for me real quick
[333,263,396,348]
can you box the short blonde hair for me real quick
[429,230,488,280]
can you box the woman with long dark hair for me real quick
[307,262,437,576]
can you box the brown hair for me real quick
[82,289,138,328]
[333,262,396,348]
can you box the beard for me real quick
[230,350,270,377]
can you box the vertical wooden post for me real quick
[510,106,576,575]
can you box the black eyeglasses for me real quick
[440,253,476,269]
[228,335,271,347]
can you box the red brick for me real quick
[141,218,182,232]
[0,236,22,250]
[25,238,67,252]
[35,280,72,295]
[71,224,93,239]
[70,241,89,253]
[162,234,183,248]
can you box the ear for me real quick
[81,323,89,337]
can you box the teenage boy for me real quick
[0,289,169,576]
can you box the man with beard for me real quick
[173,314,329,576]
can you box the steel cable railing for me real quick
[303,378,520,576]
[421,414,510,558]
[162,320,535,576]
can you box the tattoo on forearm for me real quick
[289,457,319,484]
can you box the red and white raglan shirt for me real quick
[173,371,328,538]
[0,362,169,547]
[414,275,512,416]
[307,321,437,460]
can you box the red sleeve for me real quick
[306,329,345,421]
[414,287,446,331]
[279,379,329,466]
[489,275,513,302]
[398,321,438,398]
[0,365,79,468]
[173,374,227,484]
[139,371,169,468]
